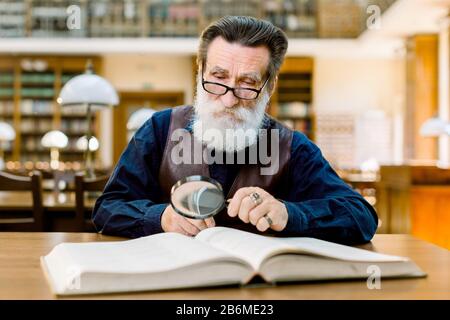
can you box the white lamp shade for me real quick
[0,122,15,141]
[420,117,447,137]
[76,135,99,151]
[127,108,156,130]
[58,74,119,107]
[360,158,380,172]
[41,130,68,148]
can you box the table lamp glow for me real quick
[41,130,68,170]
[76,135,99,152]
[76,135,99,174]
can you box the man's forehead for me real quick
[205,37,270,77]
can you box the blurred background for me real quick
[0,0,449,249]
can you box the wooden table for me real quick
[0,191,98,231]
[0,233,449,300]
[0,191,97,211]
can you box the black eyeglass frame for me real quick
[201,66,270,101]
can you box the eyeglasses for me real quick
[201,72,269,100]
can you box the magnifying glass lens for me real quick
[170,176,225,219]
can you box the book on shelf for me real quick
[0,1,26,37]
[0,88,14,97]
[21,99,53,114]
[0,100,14,112]
[278,101,310,118]
[41,227,426,296]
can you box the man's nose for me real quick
[220,89,239,109]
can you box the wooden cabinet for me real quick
[377,165,450,249]
[0,55,102,168]
[411,186,450,250]
[376,166,412,234]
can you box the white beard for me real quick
[192,75,270,153]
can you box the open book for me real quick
[41,227,426,296]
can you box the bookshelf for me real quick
[199,0,262,32]
[148,0,200,37]
[0,0,397,40]
[0,57,17,162]
[30,0,87,37]
[89,0,146,37]
[271,57,315,141]
[0,55,102,167]
[0,0,26,37]
[263,0,317,38]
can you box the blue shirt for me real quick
[92,108,378,244]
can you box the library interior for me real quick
[0,0,449,300]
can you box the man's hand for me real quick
[161,205,215,236]
[227,187,288,232]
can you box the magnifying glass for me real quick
[170,175,227,219]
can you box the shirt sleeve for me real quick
[92,110,170,238]
[279,132,378,244]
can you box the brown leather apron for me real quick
[158,105,293,233]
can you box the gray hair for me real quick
[197,16,288,89]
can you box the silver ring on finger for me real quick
[264,214,273,226]
[249,192,262,206]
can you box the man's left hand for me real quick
[227,187,288,232]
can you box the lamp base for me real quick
[84,167,96,179]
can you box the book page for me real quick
[195,227,408,270]
[47,232,245,275]
[195,227,290,270]
[277,237,409,262]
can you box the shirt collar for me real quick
[184,116,195,133]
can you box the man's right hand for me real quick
[161,205,215,236]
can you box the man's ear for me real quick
[269,75,278,96]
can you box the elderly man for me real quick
[93,16,378,244]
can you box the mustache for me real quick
[210,107,249,121]
[199,98,255,122]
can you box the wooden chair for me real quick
[74,172,110,232]
[48,170,76,192]
[0,170,44,231]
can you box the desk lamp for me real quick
[41,130,68,170]
[57,61,119,178]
